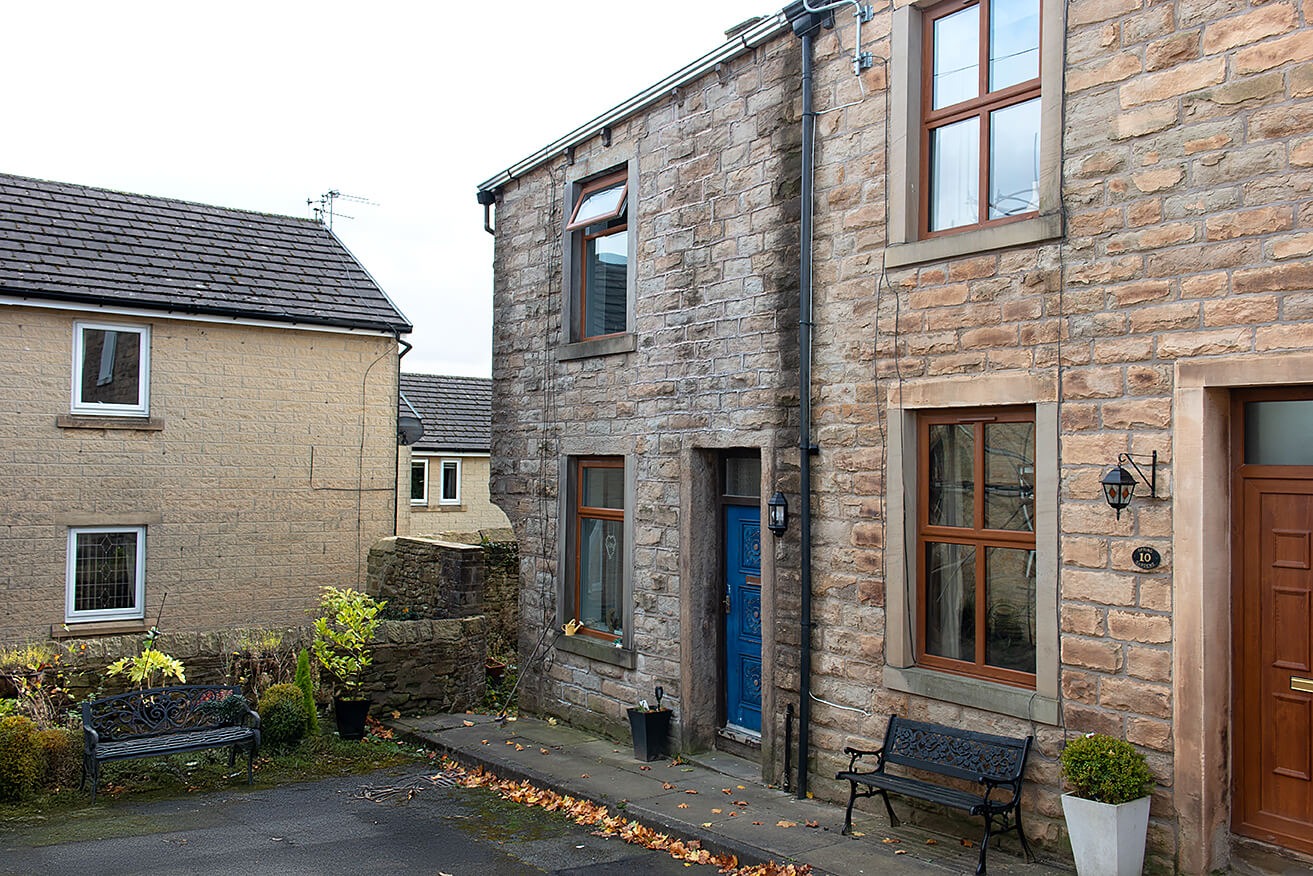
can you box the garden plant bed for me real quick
[0,724,433,822]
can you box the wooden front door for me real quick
[1234,394,1313,855]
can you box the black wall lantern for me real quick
[1101,451,1157,519]
[767,491,789,536]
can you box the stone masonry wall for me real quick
[11,619,484,719]
[490,30,804,736]
[489,5,1313,871]
[367,536,486,621]
[0,307,399,644]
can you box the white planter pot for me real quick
[1061,792,1151,876]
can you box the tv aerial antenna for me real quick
[308,189,379,229]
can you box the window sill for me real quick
[557,333,636,361]
[884,664,1060,725]
[885,213,1063,269]
[57,415,165,431]
[52,619,149,640]
[555,632,636,669]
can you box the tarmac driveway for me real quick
[0,764,707,875]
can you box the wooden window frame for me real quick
[919,0,1041,239]
[573,456,625,641]
[916,406,1036,688]
[569,170,629,342]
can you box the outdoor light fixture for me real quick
[767,491,789,536]
[1101,451,1158,519]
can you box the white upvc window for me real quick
[439,459,461,505]
[410,459,429,506]
[71,321,151,416]
[66,526,146,622]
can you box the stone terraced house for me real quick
[0,172,412,645]
[398,372,511,536]
[478,2,1313,871]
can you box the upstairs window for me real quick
[66,526,146,622]
[922,0,1040,235]
[567,170,628,341]
[72,322,150,416]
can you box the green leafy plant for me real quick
[0,643,74,730]
[1060,733,1155,805]
[293,648,319,735]
[311,587,386,699]
[0,715,40,802]
[257,684,309,749]
[106,648,186,689]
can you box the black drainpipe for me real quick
[784,1,831,801]
[394,332,413,536]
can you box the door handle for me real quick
[1293,676,1313,693]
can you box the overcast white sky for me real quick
[2,1,777,377]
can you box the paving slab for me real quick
[390,713,1073,876]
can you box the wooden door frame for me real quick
[1230,387,1313,854]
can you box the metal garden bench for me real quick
[82,684,261,803]
[836,714,1035,875]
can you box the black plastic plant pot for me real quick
[334,696,371,740]
[627,707,671,762]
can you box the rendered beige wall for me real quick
[398,452,510,536]
[0,304,400,645]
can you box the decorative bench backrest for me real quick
[882,716,1031,785]
[83,685,245,742]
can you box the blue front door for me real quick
[725,504,762,733]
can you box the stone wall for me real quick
[0,308,399,645]
[487,6,1313,873]
[367,536,485,621]
[10,620,484,719]
[363,617,486,715]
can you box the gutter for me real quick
[475,12,790,196]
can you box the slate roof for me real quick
[399,373,492,453]
[0,172,411,333]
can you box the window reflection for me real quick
[989,99,1040,219]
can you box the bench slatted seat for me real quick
[836,714,1034,876]
[82,684,261,803]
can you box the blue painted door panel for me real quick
[725,504,762,733]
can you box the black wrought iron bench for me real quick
[836,715,1034,876]
[82,684,261,803]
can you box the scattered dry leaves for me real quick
[438,757,810,876]
[462,720,474,727]
[777,820,797,828]
[662,782,676,790]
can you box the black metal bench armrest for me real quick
[981,776,1022,808]
[843,745,884,772]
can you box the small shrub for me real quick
[0,715,40,801]
[1060,733,1155,805]
[35,728,80,789]
[293,648,319,736]
[258,684,309,749]
[0,699,15,719]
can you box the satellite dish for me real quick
[398,414,424,446]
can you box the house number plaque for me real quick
[1132,546,1161,570]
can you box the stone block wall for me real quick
[487,5,1313,872]
[489,28,803,736]
[0,307,399,645]
[366,536,485,620]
